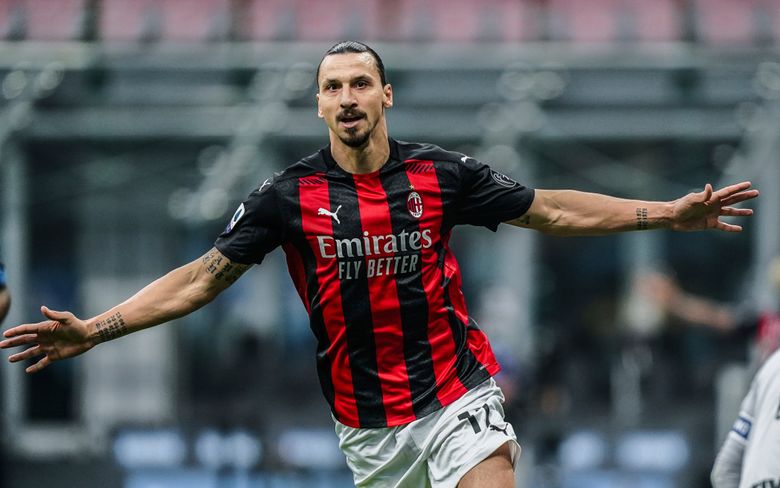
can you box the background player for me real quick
[0,41,759,487]
[711,347,780,487]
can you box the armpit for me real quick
[506,213,532,228]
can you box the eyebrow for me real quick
[321,74,374,86]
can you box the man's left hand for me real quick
[671,182,758,232]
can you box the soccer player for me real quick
[711,348,780,488]
[0,41,758,487]
[0,261,9,324]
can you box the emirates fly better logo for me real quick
[315,185,431,280]
[407,186,423,218]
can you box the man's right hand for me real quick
[0,306,93,373]
[0,248,250,374]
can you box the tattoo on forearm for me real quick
[636,207,648,230]
[202,249,248,284]
[92,312,127,344]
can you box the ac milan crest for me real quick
[407,191,423,218]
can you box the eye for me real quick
[324,83,338,92]
[355,80,368,89]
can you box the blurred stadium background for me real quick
[0,0,779,486]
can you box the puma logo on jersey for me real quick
[258,178,272,193]
[318,205,342,224]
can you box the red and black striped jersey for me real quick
[215,139,535,428]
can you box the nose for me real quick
[339,86,357,108]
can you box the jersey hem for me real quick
[333,365,502,429]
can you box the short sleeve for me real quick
[729,380,758,445]
[454,157,535,231]
[214,177,285,265]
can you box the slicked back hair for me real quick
[316,41,388,89]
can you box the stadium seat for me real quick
[294,0,381,42]
[99,0,155,41]
[493,0,537,43]
[21,0,86,40]
[158,0,232,41]
[547,0,623,42]
[0,1,15,40]
[429,0,483,42]
[626,0,680,42]
[758,0,780,43]
[244,0,381,42]
[420,0,534,43]
[693,0,757,44]
[385,0,436,42]
[101,0,232,42]
[243,0,299,41]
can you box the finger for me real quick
[0,333,39,349]
[714,181,753,199]
[721,190,760,206]
[41,306,72,323]
[701,183,714,203]
[720,207,754,217]
[26,355,51,374]
[716,221,743,232]
[3,321,50,338]
[9,345,42,363]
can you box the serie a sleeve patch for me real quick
[731,414,752,442]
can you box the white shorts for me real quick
[334,378,521,488]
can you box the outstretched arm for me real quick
[638,271,737,331]
[0,247,249,373]
[507,182,758,236]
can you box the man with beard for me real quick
[1,41,759,487]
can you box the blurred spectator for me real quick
[615,266,749,421]
[636,270,736,332]
[636,256,780,365]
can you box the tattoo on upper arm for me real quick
[202,249,249,284]
[636,208,648,230]
[92,312,127,344]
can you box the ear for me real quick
[383,84,393,108]
[316,92,323,118]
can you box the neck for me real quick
[329,121,390,174]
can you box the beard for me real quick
[336,108,373,148]
[339,127,371,148]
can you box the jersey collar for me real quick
[321,138,402,176]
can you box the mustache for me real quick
[337,109,366,121]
